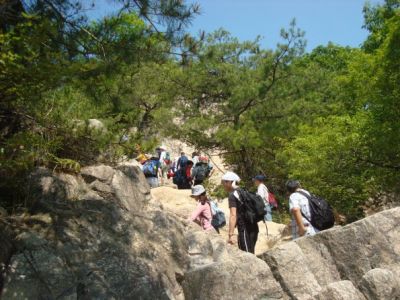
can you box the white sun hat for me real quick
[191,185,206,197]
[221,171,241,182]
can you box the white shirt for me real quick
[257,184,269,204]
[289,189,319,239]
[192,156,199,167]
[159,151,167,166]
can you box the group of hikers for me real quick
[188,172,334,254]
[137,145,335,255]
[138,145,214,190]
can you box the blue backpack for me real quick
[209,201,226,229]
[178,156,188,169]
[143,159,159,177]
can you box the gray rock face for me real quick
[1,163,399,300]
[316,281,366,300]
[182,226,286,300]
[359,268,400,300]
[260,242,321,300]
[1,164,187,299]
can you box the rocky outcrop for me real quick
[1,164,188,299]
[1,163,399,300]
[185,207,400,300]
[182,226,286,300]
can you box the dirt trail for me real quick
[151,186,289,255]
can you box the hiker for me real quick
[222,171,259,254]
[177,152,188,170]
[134,144,148,165]
[286,180,319,239]
[158,145,171,181]
[188,185,214,231]
[174,160,194,189]
[192,151,200,167]
[253,175,272,222]
[142,156,162,188]
[192,160,210,186]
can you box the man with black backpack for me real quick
[222,171,262,254]
[286,180,335,239]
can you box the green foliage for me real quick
[1,0,399,223]
[0,0,199,210]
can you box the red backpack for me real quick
[268,192,278,208]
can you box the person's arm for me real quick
[228,207,237,244]
[189,204,202,222]
[291,208,306,236]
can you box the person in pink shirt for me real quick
[188,185,214,231]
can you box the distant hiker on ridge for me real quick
[192,155,213,186]
[142,155,162,188]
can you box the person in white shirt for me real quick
[286,179,319,240]
[253,175,272,221]
[157,145,169,182]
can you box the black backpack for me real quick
[236,189,266,225]
[297,191,335,231]
[193,162,208,181]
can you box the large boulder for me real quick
[260,242,321,300]
[1,164,188,299]
[182,226,286,300]
[358,268,400,300]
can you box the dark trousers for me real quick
[238,227,258,254]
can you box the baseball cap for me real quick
[253,175,267,181]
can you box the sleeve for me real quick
[189,204,203,221]
[289,194,300,210]
[228,193,237,208]
[257,185,266,199]
[264,185,270,202]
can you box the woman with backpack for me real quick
[188,185,214,231]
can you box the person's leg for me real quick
[146,177,155,188]
[147,177,159,188]
[248,230,258,254]
[264,204,273,222]
[238,228,252,253]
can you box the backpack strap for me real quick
[295,191,312,224]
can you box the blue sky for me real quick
[88,0,384,51]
